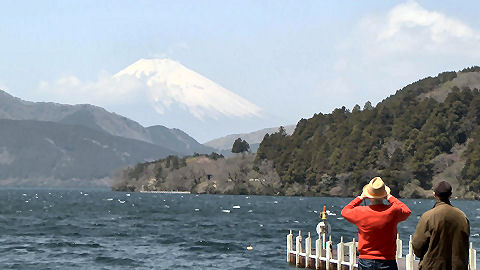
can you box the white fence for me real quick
[287,230,477,270]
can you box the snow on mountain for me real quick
[114,58,262,119]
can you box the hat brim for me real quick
[362,184,390,199]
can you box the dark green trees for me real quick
[256,67,480,197]
[232,138,250,153]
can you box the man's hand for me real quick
[359,190,367,200]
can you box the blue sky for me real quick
[2,1,480,142]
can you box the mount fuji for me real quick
[37,58,272,142]
[109,58,270,142]
[114,58,262,120]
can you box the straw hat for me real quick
[362,177,390,199]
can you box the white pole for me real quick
[287,229,293,263]
[473,248,477,270]
[337,236,344,270]
[306,232,312,268]
[405,235,414,270]
[322,233,326,250]
[396,233,403,260]
[469,242,477,270]
[326,237,332,270]
[316,237,322,269]
[348,238,357,269]
[296,230,303,267]
[469,242,472,270]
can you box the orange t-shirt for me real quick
[341,196,411,260]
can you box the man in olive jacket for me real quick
[412,181,470,270]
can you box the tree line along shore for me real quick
[113,67,480,199]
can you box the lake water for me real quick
[0,189,479,269]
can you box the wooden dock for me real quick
[286,230,477,270]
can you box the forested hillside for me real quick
[256,67,480,198]
[113,67,480,199]
[112,153,281,195]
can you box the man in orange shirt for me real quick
[341,177,411,270]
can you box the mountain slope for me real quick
[112,66,480,198]
[256,67,480,198]
[147,125,216,154]
[0,90,150,142]
[0,89,211,155]
[0,119,177,186]
[114,58,261,119]
[204,125,296,151]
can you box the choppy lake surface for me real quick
[0,189,479,269]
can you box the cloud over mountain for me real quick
[378,1,479,45]
[317,0,480,113]
[38,58,261,121]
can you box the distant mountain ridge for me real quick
[0,89,217,186]
[204,125,296,151]
[0,119,177,186]
[0,90,214,155]
[146,125,214,154]
[0,90,149,142]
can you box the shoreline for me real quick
[139,190,191,194]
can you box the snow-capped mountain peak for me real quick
[114,58,183,79]
[114,58,262,119]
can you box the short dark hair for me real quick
[434,181,452,201]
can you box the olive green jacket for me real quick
[412,201,470,270]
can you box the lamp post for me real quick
[316,205,331,250]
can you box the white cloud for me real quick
[378,1,478,43]
[38,71,144,106]
[362,1,480,54]
[317,1,480,110]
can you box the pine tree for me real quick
[232,138,250,153]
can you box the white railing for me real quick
[286,230,478,270]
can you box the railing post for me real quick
[287,229,293,263]
[306,232,312,268]
[348,238,357,269]
[405,235,414,270]
[469,242,477,270]
[326,236,332,270]
[337,236,344,270]
[316,236,322,270]
[322,233,326,250]
[396,233,402,260]
[296,230,303,267]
